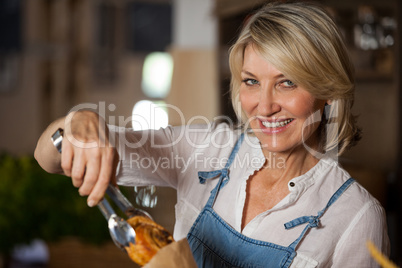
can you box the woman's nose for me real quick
[257,89,281,116]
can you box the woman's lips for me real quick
[257,118,294,134]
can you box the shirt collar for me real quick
[286,158,334,204]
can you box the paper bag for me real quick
[144,239,197,268]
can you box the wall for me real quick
[344,81,399,171]
[0,1,48,155]
[168,0,218,125]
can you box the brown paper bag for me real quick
[144,239,197,268]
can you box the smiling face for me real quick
[239,44,327,155]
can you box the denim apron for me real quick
[187,133,355,267]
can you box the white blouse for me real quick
[111,123,390,267]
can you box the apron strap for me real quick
[198,133,245,208]
[285,178,355,250]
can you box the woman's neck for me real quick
[260,146,319,186]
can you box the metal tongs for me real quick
[51,128,153,251]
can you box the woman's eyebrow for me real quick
[241,70,257,77]
[241,70,285,80]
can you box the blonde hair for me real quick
[229,1,361,155]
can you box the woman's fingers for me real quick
[60,138,73,177]
[86,147,117,206]
[65,146,118,207]
[78,149,101,197]
[69,146,118,207]
[70,153,86,188]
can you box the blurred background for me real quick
[0,0,400,267]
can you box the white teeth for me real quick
[262,119,293,128]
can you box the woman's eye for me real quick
[280,80,296,88]
[242,79,259,86]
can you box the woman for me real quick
[35,2,389,267]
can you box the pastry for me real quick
[125,216,174,266]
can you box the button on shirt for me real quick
[111,123,390,267]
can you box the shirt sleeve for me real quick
[109,124,179,188]
[332,200,390,268]
[109,122,233,189]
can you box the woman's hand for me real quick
[35,110,119,207]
